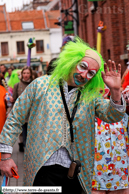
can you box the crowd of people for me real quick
[0,64,41,152]
[0,36,129,194]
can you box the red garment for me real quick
[122,71,129,89]
[0,85,6,133]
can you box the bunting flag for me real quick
[0,176,9,194]
[0,168,19,194]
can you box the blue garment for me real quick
[92,114,129,191]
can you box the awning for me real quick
[5,62,41,67]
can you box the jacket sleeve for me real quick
[0,79,37,147]
[95,98,125,123]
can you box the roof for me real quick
[0,4,7,31]
[0,4,60,32]
[45,10,60,28]
[9,10,46,31]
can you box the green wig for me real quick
[8,69,20,88]
[50,37,105,103]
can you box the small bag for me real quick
[67,160,81,179]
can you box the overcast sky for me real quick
[0,0,32,12]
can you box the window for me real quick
[1,42,9,56]
[17,41,25,54]
[22,22,34,30]
[107,49,111,59]
[36,40,44,53]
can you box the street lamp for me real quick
[55,0,79,34]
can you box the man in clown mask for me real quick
[67,51,100,87]
[0,37,126,194]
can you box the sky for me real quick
[0,0,32,12]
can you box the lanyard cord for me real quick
[59,80,81,143]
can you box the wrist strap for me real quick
[1,157,11,161]
[112,95,122,103]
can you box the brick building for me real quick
[60,0,129,76]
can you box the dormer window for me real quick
[22,22,34,30]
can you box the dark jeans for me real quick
[33,164,83,194]
[22,123,27,147]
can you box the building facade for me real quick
[60,0,129,76]
[0,30,51,62]
[0,4,62,72]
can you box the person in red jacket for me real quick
[0,73,7,134]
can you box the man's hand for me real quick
[9,96,14,103]
[0,159,18,178]
[101,60,122,104]
[101,60,121,91]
